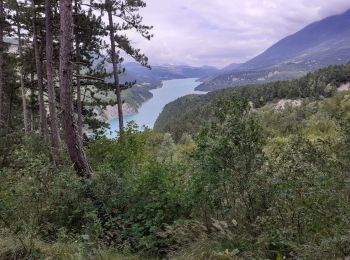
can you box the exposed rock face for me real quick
[103,103,137,120]
[338,82,350,92]
[275,99,302,110]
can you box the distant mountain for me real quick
[221,63,242,72]
[197,9,350,91]
[120,62,219,85]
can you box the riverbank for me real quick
[108,78,204,135]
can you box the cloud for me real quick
[125,0,350,68]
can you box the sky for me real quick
[127,0,350,68]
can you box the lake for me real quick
[108,78,204,136]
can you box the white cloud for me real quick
[125,0,350,67]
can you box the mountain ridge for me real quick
[197,9,350,91]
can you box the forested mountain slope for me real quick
[121,62,219,83]
[155,63,350,140]
[197,10,350,91]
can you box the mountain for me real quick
[197,9,350,91]
[120,62,219,84]
[221,63,242,72]
[155,63,350,140]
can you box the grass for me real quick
[0,231,141,260]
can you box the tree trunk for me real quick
[31,0,49,140]
[17,20,29,134]
[74,0,83,137]
[59,0,91,177]
[6,87,14,128]
[106,3,124,133]
[0,0,4,127]
[30,73,35,132]
[76,52,83,137]
[45,0,61,154]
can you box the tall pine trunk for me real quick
[30,73,35,132]
[76,47,83,137]
[0,0,4,127]
[59,0,91,177]
[45,0,61,154]
[31,0,49,139]
[17,22,28,134]
[106,3,124,133]
[74,0,83,137]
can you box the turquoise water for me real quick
[108,78,204,136]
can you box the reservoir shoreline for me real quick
[108,78,205,137]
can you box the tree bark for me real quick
[74,0,83,137]
[106,2,124,133]
[30,73,35,132]
[31,0,49,139]
[0,0,4,127]
[76,49,83,137]
[45,0,61,153]
[59,0,91,177]
[17,20,29,134]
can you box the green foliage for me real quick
[0,134,99,248]
[191,96,265,226]
[87,125,191,255]
[155,62,350,140]
[258,136,350,259]
[157,133,176,162]
[4,67,350,258]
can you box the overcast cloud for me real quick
[126,0,350,68]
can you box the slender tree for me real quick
[60,0,91,177]
[91,0,152,133]
[75,40,83,136]
[106,0,124,132]
[11,0,30,134]
[45,0,61,154]
[74,0,83,137]
[73,1,109,136]
[17,17,28,133]
[0,0,4,127]
[31,0,48,139]
[29,72,35,131]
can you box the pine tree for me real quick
[9,0,30,134]
[0,0,5,127]
[0,0,18,129]
[92,0,152,133]
[73,0,107,137]
[16,12,28,133]
[31,0,49,140]
[106,0,124,132]
[45,0,61,157]
[60,0,91,177]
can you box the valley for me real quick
[108,78,204,137]
[116,62,219,113]
[3,1,350,259]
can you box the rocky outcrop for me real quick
[103,103,137,120]
[338,82,350,92]
[275,99,302,110]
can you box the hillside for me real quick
[155,63,350,140]
[121,62,219,83]
[197,10,350,91]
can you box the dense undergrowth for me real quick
[3,64,350,258]
[2,89,350,259]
